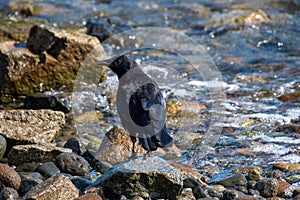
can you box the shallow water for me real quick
[1,0,300,172]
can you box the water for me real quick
[1,0,300,172]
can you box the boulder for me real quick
[22,174,79,200]
[0,109,65,147]
[7,144,72,166]
[92,156,183,199]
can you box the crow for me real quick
[100,55,173,153]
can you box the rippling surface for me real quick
[1,0,300,172]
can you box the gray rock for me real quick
[64,137,86,155]
[56,152,90,177]
[70,177,93,193]
[35,162,60,178]
[22,174,79,200]
[0,109,65,147]
[183,177,202,189]
[0,187,19,200]
[0,163,21,190]
[0,135,6,159]
[208,170,247,187]
[92,156,183,199]
[222,189,259,200]
[255,178,279,198]
[7,144,72,166]
[193,186,211,199]
[94,161,112,174]
[19,173,43,196]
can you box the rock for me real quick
[223,189,259,200]
[95,126,146,165]
[22,174,79,200]
[35,162,60,178]
[71,177,93,193]
[170,162,206,185]
[255,178,279,198]
[248,168,263,181]
[0,109,65,147]
[75,193,103,200]
[176,188,196,200]
[86,18,115,42]
[24,93,71,113]
[278,91,300,102]
[7,144,72,166]
[64,137,86,155]
[274,163,300,171]
[19,173,43,196]
[277,180,292,198]
[56,152,91,177]
[92,156,183,199]
[94,161,112,174]
[0,135,7,159]
[208,170,247,187]
[0,187,20,200]
[0,24,105,99]
[183,177,202,189]
[0,164,21,190]
[192,186,210,199]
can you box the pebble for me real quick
[35,162,60,178]
[273,163,300,171]
[71,177,93,193]
[208,170,247,187]
[0,163,21,190]
[0,187,19,200]
[193,186,210,199]
[255,178,279,198]
[183,177,202,189]
[94,161,112,174]
[277,180,292,198]
[64,137,86,155]
[56,152,91,177]
[18,173,43,196]
[0,135,6,159]
[248,168,263,181]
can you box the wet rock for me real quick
[71,177,93,193]
[56,152,91,177]
[0,109,65,147]
[192,186,210,199]
[0,135,7,159]
[208,170,247,187]
[248,168,263,181]
[24,93,71,113]
[223,189,259,200]
[273,163,300,171]
[0,187,20,200]
[243,113,291,125]
[92,156,183,199]
[183,177,202,189]
[94,161,112,174]
[238,9,270,25]
[95,126,146,165]
[0,24,105,99]
[19,173,43,197]
[7,144,72,166]
[75,193,103,200]
[35,162,60,178]
[176,188,196,200]
[64,137,86,155]
[86,18,115,42]
[255,178,279,197]
[278,91,300,102]
[0,163,21,190]
[22,174,79,200]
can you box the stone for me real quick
[19,173,43,196]
[92,156,183,199]
[7,144,72,166]
[94,161,112,174]
[0,187,20,200]
[0,24,105,99]
[278,91,300,102]
[0,135,7,159]
[56,152,91,177]
[64,137,86,155]
[183,177,202,189]
[71,177,93,193]
[208,170,247,187]
[0,109,65,147]
[248,168,263,181]
[223,189,259,200]
[95,126,146,165]
[176,188,196,200]
[255,178,279,198]
[274,163,300,171]
[277,180,292,198]
[86,18,115,42]
[192,186,210,199]
[24,93,71,113]
[22,174,79,200]
[0,164,21,190]
[35,162,60,178]
[75,193,103,200]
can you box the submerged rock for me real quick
[7,144,72,166]
[0,109,65,148]
[92,156,183,199]
[22,174,79,200]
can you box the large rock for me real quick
[22,174,79,200]
[92,156,183,199]
[0,109,65,147]
[7,144,72,166]
[95,126,146,165]
[0,24,105,99]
